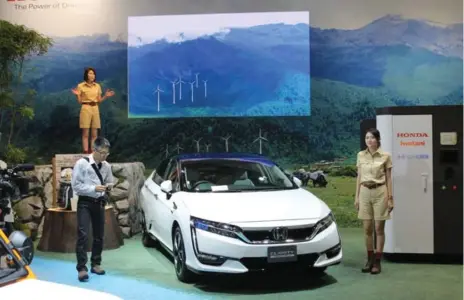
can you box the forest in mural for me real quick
[0,13,462,169]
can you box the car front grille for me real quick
[242,226,315,243]
[240,253,319,271]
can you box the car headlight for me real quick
[190,216,242,239]
[310,212,335,238]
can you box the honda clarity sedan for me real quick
[139,153,342,283]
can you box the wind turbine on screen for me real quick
[195,73,200,88]
[193,137,202,152]
[221,134,231,152]
[203,80,208,98]
[165,144,170,158]
[189,81,195,102]
[253,128,268,155]
[170,79,178,104]
[178,76,185,100]
[153,85,164,112]
[205,143,211,152]
[175,143,184,154]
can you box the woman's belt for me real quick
[82,102,98,106]
[361,181,385,189]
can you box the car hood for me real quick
[179,188,328,223]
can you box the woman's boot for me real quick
[371,252,382,274]
[361,250,374,273]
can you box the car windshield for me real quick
[180,159,297,192]
[0,232,27,286]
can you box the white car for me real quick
[139,153,342,283]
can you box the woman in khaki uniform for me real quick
[71,67,115,153]
[355,128,394,275]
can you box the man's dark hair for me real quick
[93,136,110,151]
[83,67,96,82]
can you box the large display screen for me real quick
[127,11,311,118]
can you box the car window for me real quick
[152,158,170,185]
[164,160,180,191]
[181,159,296,192]
[164,160,176,178]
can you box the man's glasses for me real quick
[96,151,109,156]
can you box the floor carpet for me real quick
[31,257,214,299]
[32,228,463,300]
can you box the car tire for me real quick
[140,210,157,248]
[173,226,195,283]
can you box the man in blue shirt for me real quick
[71,136,114,282]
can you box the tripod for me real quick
[0,204,15,237]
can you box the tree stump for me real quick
[37,206,124,253]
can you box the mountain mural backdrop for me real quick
[9,14,464,168]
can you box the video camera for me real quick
[0,161,35,224]
[0,160,36,265]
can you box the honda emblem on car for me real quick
[271,227,289,241]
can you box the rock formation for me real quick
[12,162,145,240]
[109,162,146,238]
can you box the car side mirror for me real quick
[293,176,302,187]
[160,180,173,194]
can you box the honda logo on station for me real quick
[397,133,429,138]
[397,132,430,147]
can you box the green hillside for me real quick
[382,48,463,103]
[14,78,407,169]
[1,35,461,168]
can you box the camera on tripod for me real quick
[0,163,34,221]
[0,197,11,215]
[0,160,36,265]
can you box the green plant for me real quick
[4,143,27,163]
[0,20,52,158]
[330,165,358,177]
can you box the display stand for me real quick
[37,154,124,253]
[37,205,124,253]
[51,154,86,207]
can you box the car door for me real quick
[142,158,169,238]
[156,159,180,249]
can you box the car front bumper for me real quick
[186,222,342,274]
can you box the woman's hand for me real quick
[387,199,394,213]
[105,89,115,98]
[71,88,82,104]
[385,193,394,212]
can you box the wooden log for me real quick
[37,205,124,253]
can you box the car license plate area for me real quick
[267,245,297,263]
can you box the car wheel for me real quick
[173,226,195,283]
[140,210,157,248]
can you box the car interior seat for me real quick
[233,171,255,187]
